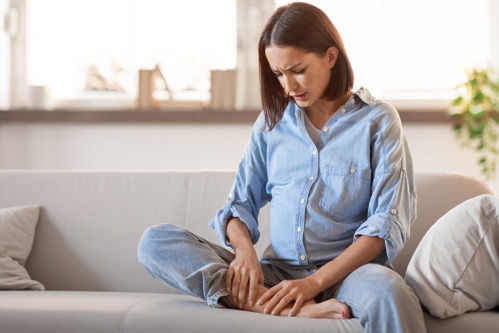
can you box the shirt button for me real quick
[323,126,328,132]
[312,150,317,155]
[297,227,302,232]
[228,193,234,199]
[300,255,306,260]
[350,168,356,174]
[309,176,315,181]
[341,107,347,113]
[390,208,398,215]
[350,98,355,104]
[300,198,305,204]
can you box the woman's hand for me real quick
[257,276,322,316]
[225,217,264,308]
[226,246,264,308]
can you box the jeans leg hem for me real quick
[208,288,232,308]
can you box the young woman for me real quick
[138,2,426,332]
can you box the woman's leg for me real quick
[138,223,235,308]
[331,263,427,333]
[138,223,349,318]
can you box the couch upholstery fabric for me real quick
[0,170,498,333]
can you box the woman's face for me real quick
[265,45,338,108]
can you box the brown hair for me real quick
[258,2,354,130]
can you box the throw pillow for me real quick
[405,194,499,318]
[0,205,45,290]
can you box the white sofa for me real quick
[0,170,498,333]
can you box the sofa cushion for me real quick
[0,205,44,290]
[405,194,499,318]
[0,291,364,333]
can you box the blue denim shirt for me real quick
[209,87,416,267]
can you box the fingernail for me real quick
[342,311,345,318]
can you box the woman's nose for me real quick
[282,75,298,94]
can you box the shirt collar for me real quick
[292,86,377,117]
[353,87,376,108]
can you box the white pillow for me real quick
[0,205,45,290]
[405,194,499,318]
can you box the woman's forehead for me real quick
[265,45,311,69]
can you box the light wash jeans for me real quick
[138,223,426,333]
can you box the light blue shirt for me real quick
[210,87,416,267]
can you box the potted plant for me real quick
[450,68,499,179]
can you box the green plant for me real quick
[450,68,499,179]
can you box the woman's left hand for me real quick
[257,277,322,316]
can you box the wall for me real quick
[1,121,498,194]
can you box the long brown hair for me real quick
[258,2,354,130]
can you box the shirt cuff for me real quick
[209,203,260,249]
[354,208,408,263]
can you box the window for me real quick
[2,0,495,110]
[9,0,238,108]
[275,0,490,107]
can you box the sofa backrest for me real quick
[0,171,493,293]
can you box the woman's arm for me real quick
[258,235,385,316]
[226,217,264,308]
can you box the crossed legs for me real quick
[137,223,349,319]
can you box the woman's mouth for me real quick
[291,92,307,101]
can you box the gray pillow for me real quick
[0,205,44,290]
[405,194,499,318]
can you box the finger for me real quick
[231,269,241,301]
[288,296,304,317]
[258,269,264,285]
[225,267,233,291]
[247,272,258,307]
[263,290,286,314]
[271,293,295,316]
[238,272,249,308]
[257,285,279,305]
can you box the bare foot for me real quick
[223,285,351,319]
[296,298,351,319]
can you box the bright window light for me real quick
[24,0,489,106]
[275,0,489,101]
[26,0,237,100]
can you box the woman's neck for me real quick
[305,91,353,130]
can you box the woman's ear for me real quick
[326,47,339,68]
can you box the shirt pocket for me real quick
[319,164,372,222]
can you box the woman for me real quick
[138,2,426,332]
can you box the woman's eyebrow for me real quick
[271,63,303,73]
[284,63,302,71]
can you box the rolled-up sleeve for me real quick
[354,105,417,263]
[209,115,270,248]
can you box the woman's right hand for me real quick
[225,217,264,309]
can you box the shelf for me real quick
[0,108,451,124]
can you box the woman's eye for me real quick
[274,72,283,78]
[295,69,306,75]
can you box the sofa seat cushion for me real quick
[424,310,499,332]
[0,291,166,333]
[0,291,364,333]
